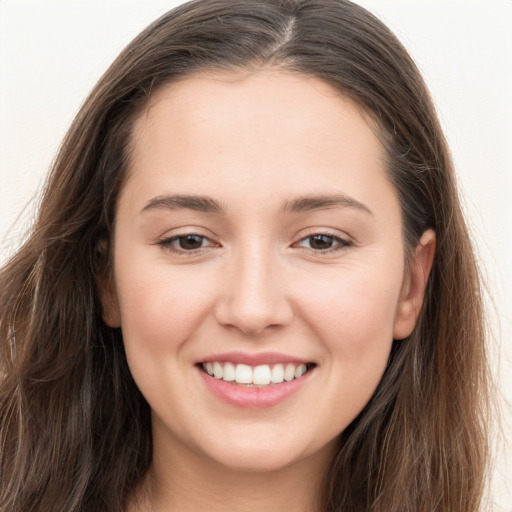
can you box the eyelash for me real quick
[294,232,353,254]
[156,234,217,256]
[156,231,352,256]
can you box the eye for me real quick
[157,233,217,254]
[174,234,208,250]
[295,233,352,253]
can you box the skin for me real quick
[101,69,435,511]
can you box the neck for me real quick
[129,435,334,512]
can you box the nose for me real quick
[214,244,293,336]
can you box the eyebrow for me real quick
[282,194,373,216]
[140,195,225,214]
[140,193,372,216]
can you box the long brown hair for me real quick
[0,1,490,510]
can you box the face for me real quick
[103,69,434,474]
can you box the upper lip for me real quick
[199,351,313,366]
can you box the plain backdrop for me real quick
[1,0,511,508]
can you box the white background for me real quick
[0,0,511,508]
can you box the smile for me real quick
[197,357,317,408]
[201,362,314,386]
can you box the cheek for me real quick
[296,262,402,394]
[301,264,402,340]
[113,260,218,359]
[112,261,223,428]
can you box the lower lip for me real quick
[198,367,313,409]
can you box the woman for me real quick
[0,1,491,511]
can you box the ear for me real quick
[96,240,121,328]
[98,273,122,328]
[393,229,436,340]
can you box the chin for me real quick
[197,431,331,474]
[209,448,304,474]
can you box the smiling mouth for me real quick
[199,362,316,387]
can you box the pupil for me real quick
[179,235,203,250]
[310,235,333,250]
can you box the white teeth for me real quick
[235,364,253,384]
[271,363,284,383]
[213,362,223,379]
[284,363,296,382]
[223,362,235,381]
[295,364,307,378]
[202,361,312,386]
[253,365,272,385]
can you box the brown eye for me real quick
[308,235,337,250]
[295,233,352,253]
[177,234,205,250]
[157,233,216,254]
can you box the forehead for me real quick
[132,69,382,149]
[130,69,384,163]
[121,68,395,218]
